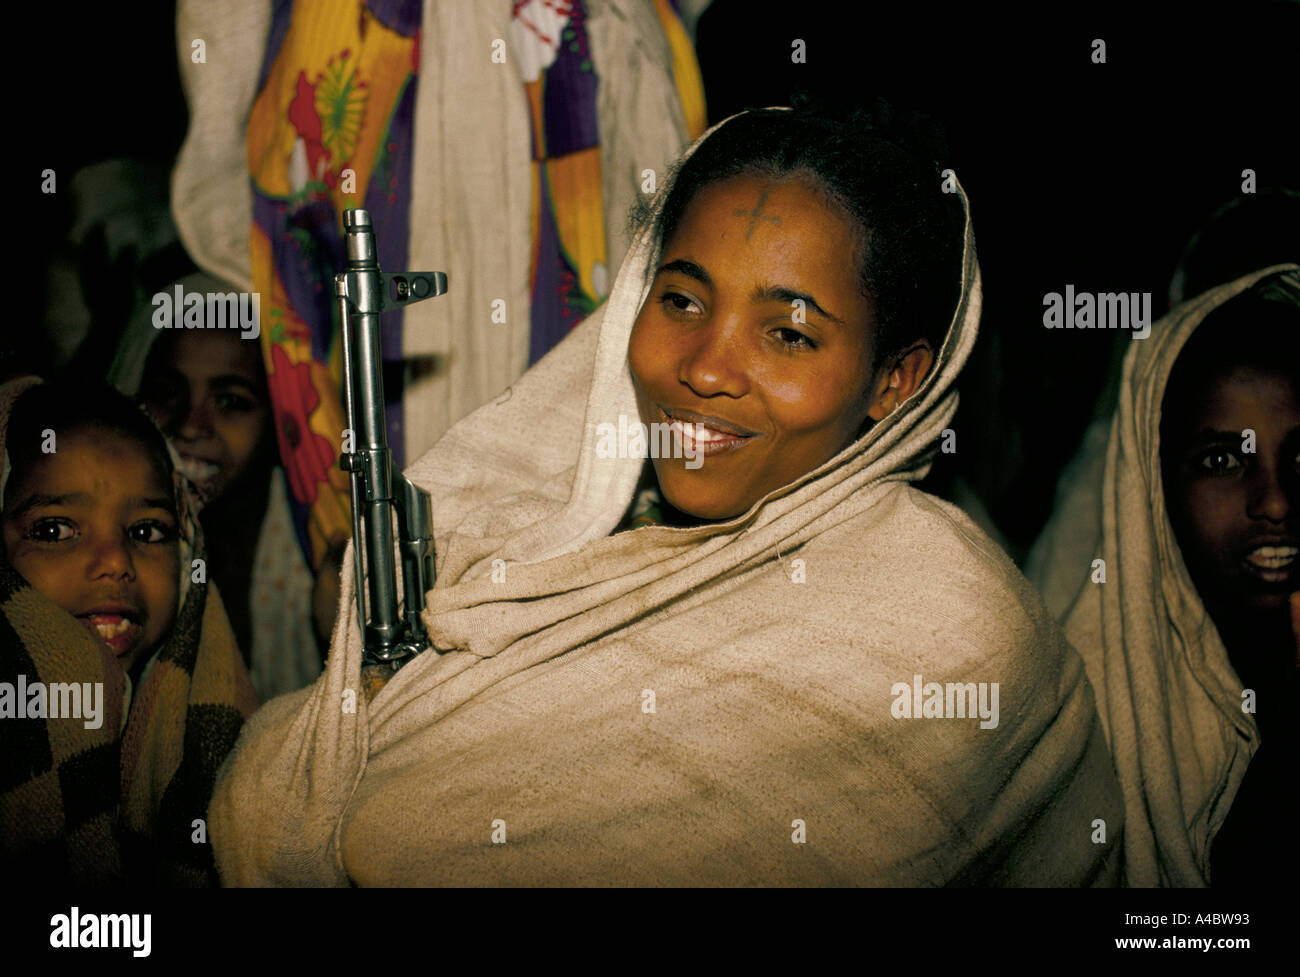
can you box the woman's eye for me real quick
[140,378,184,409]
[25,518,76,543]
[216,393,255,413]
[130,521,177,544]
[1198,449,1242,474]
[661,291,702,316]
[772,326,816,351]
[141,376,177,399]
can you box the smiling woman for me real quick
[630,176,887,521]
[623,105,961,524]
[210,103,1125,887]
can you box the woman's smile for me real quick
[1241,538,1299,585]
[659,404,761,458]
[176,452,222,489]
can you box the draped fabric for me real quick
[517,0,707,366]
[1038,265,1300,886]
[211,110,1124,886]
[182,0,708,572]
[247,0,422,568]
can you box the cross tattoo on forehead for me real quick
[733,189,782,240]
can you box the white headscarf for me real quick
[1054,264,1299,885]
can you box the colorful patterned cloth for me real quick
[248,0,421,569]
[517,0,706,364]
[247,0,706,570]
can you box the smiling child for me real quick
[1158,275,1299,885]
[131,292,325,701]
[3,382,181,683]
[1049,266,1300,886]
[0,378,256,884]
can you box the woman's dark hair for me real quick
[4,380,176,508]
[1161,273,1300,443]
[634,94,966,367]
[1172,188,1300,304]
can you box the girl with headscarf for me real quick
[209,104,1123,886]
[110,273,325,703]
[1041,266,1299,886]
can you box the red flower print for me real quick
[268,344,338,506]
[288,71,332,183]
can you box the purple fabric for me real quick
[366,0,421,37]
[253,189,345,367]
[540,1,600,157]
[255,0,295,98]
[529,170,566,366]
[527,0,601,367]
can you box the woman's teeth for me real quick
[178,456,219,482]
[667,419,743,443]
[1246,545,1297,569]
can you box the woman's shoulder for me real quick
[812,483,1033,589]
[798,483,1066,666]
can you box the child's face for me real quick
[2,429,180,674]
[139,330,271,501]
[1162,364,1300,622]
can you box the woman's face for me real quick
[628,173,892,521]
[1162,363,1300,624]
[140,330,272,502]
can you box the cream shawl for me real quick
[1048,264,1300,887]
[210,112,1124,886]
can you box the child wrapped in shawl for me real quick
[210,104,1124,886]
[1041,266,1299,886]
[0,378,257,885]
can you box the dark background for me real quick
[697,0,1300,556]
[20,0,1300,559]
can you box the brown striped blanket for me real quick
[0,378,258,885]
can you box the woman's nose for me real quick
[678,317,750,399]
[1246,461,1295,524]
[176,395,213,440]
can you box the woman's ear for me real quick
[866,341,935,422]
